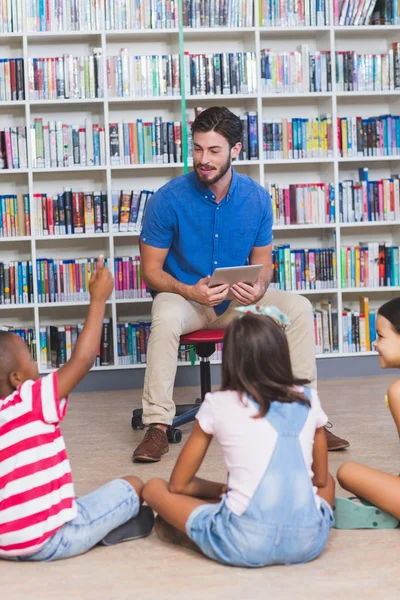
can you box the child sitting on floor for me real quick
[143,305,335,567]
[336,297,400,529]
[0,256,153,561]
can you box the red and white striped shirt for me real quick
[0,373,77,557]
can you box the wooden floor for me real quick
[2,375,399,600]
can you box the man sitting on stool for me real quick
[132,106,349,462]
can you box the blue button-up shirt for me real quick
[140,169,273,314]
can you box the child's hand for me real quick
[89,255,114,302]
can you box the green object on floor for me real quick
[333,496,399,530]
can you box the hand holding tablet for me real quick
[208,264,264,301]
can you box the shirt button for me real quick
[215,234,218,238]
[205,195,208,198]
[214,261,218,265]
[143,237,146,241]
[216,207,219,210]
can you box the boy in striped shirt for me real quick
[0,256,153,560]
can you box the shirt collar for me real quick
[190,167,238,201]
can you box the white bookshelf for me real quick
[1,0,400,371]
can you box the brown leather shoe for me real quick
[132,426,169,462]
[325,423,350,451]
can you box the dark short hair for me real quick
[221,313,310,417]
[378,298,400,333]
[191,106,242,147]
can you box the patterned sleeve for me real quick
[195,392,215,435]
[22,373,68,424]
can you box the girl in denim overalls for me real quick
[143,306,335,567]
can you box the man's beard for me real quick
[194,155,231,186]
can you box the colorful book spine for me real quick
[342,304,377,353]
[339,171,400,222]
[261,0,330,26]
[266,182,335,225]
[114,256,151,299]
[111,189,152,233]
[340,243,400,288]
[27,0,101,32]
[335,0,400,26]
[263,116,333,160]
[36,257,109,303]
[313,300,339,354]
[338,114,400,158]
[0,0,23,32]
[0,194,31,237]
[0,325,36,359]
[184,51,257,96]
[0,127,28,169]
[271,245,337,291]
[0,58,25,101]
[261,47,332,94]
[0,260,34,304]
[336,46,400,92]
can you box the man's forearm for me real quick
[144,268,193,300]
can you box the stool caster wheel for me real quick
[167,428,182,444]
[131,409,144,430]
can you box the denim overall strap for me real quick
[240,388,320,527]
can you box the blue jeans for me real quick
[8,479,139,562]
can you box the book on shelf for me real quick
[184,51,257,96]
[28,49,103,100]
[0,0,23,32]
[261,0,330,26]
[27,0,101,32]
[261,47,332,94]
[335,0,400,25]
[114,256,151,299]
[116,320,223,366]
[0,58,25,101]
[0,194,31,237]
[313,299,339,354]
[34,189,108,236]
[36,257,108,303]
[271,245,337,291]
[0,261,34,305]
[336,45,400,92]
[239,112,259,160]
[338,115,400,158]
[104,0,254,31]
[112,188,152,233]
[339,169,400,222]
[267,182,335,225]
[263,116,333,160]
[342,300,377,353]
[0,325,36,359]
[39,319,112,369]
[31,118,106,169]
[340,242,400,288]
[0,127,28,170]
[107,51,181,98]
[109,119,188,165]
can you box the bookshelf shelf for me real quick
[3,0,399,368]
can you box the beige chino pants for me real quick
[141,289,317,425]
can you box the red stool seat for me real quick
[180,329,225,344]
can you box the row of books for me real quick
[342,299,377,353]
[31,118,106,169]
[105,0,254,30]
[0,0,22,32]
[261,0,330,26]
[28,50,104,100]
[112,189,152,232]
[36,257,108,303]
[335,47,400,92]
[266,182,335,226]
[340,243,400,288]
[109,119,187,165]
[107,52,181,99]
[335,0,400,25]
[0,261,34,305]
[35,190,109,236]
[271,246,337,290]
[39,320,112,368]
[260,48,332,94]
[114,257,150,299]
[313,300,339,354]
[27,0,101,32]
[185,52,257,96]
[262,117,333,160]
[0,128,28,170]
[339,170,400,222]
[0,58,25,102]
[338,115,400,158]
[238,112,259,161]
[0,326,37,360]
[0,194,31,238]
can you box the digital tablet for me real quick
[208,264,264,300]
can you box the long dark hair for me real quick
[378,298,400,333]
[221,313,310,417]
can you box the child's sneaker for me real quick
[100,506,155,545]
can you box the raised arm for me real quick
[56,256,114,399]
